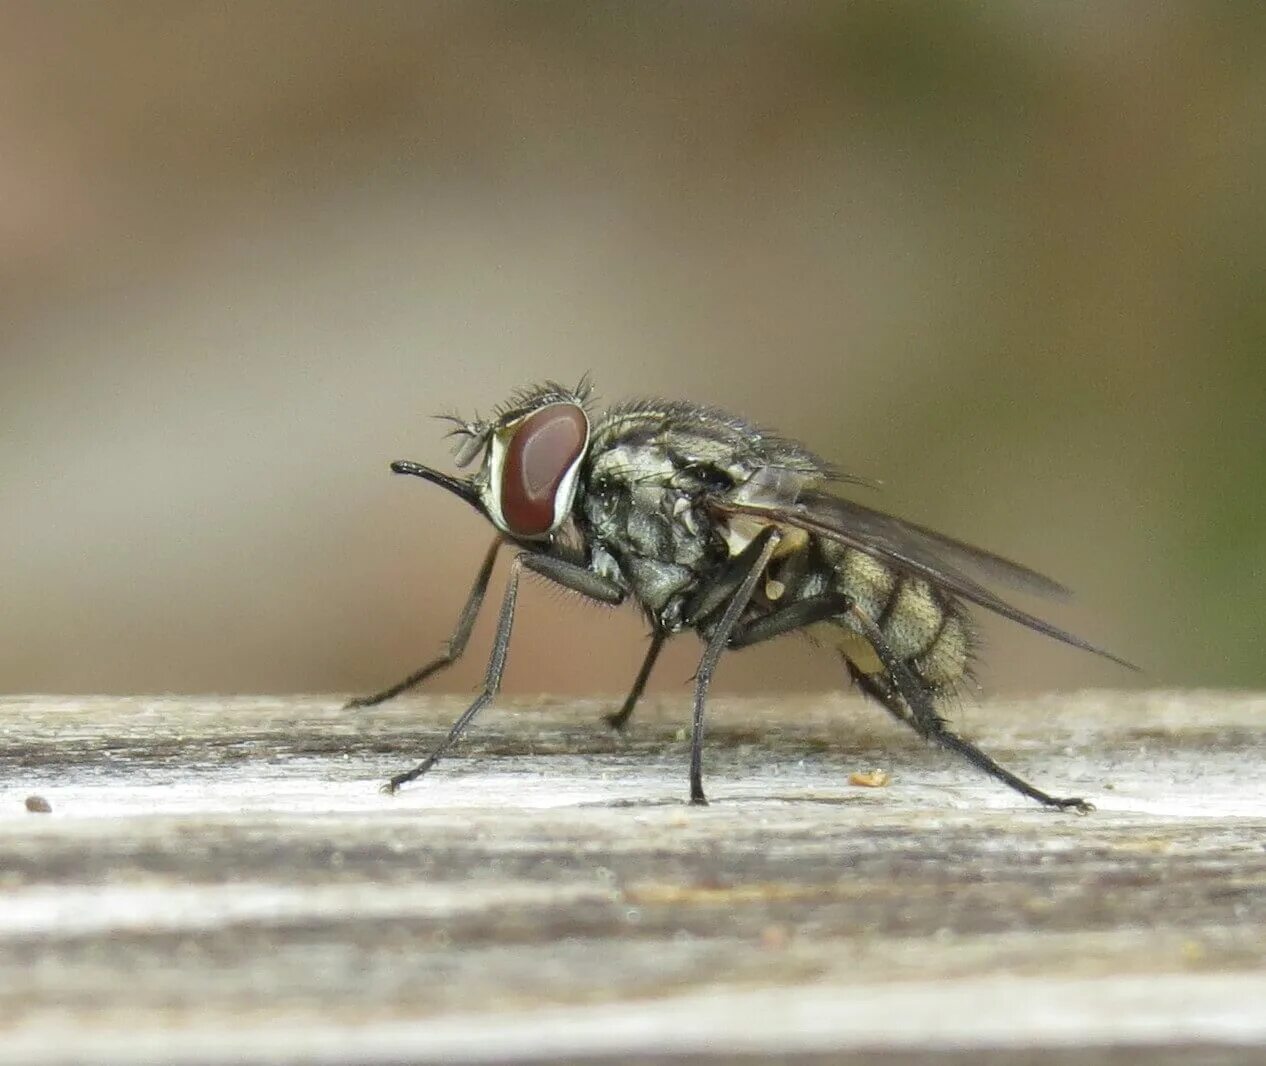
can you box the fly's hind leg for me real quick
[842,657,917,731]
[715,591,1090,813]
[846,608,1092,814]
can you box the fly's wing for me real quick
[709,479,1135,669]
[800,492,1073,598]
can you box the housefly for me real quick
[349,378,1133,809]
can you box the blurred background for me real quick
[1,3,1262,702]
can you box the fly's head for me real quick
[392,379,593,542]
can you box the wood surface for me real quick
[1,691,1264,1065]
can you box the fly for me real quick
[348,377,1134,809]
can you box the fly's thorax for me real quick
[587,441,680,490]
[581,401,828,575]
[588,399,830,486]
[581,440,731,626]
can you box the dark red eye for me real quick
[499,403,588,536]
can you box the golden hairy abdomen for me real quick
[822,543,971,688]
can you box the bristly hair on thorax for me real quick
[599,395,881,490]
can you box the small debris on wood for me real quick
[848,768,891,788]
[24,795,52,813]
[625,881,829,906]
[759,923,792,951]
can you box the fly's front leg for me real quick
[346,538,502,710]
[605,629,668,731]
[687,528,782,805]
[383,552,624,794]
[847,606,1092,814]
[519,554,627,606]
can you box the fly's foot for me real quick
[1049,796,1094,815]
[381,769,420,795]
[603,708,633,732]
[381,772,417,795]
[381,754,440,795]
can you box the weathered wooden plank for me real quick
[1,692,1264,1065]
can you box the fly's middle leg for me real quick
[726,594,853,649]
[604,629,668,731]
[686,528,782,805]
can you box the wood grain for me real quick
[1,691,1264,1065]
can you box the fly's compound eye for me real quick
[488,402,589,537]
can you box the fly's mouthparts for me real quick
[389,460,482,512]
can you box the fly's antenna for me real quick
[432,411,490,468]
[433,411,467,434]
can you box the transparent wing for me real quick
[800,491,1072,598]
[709,485,1135,669]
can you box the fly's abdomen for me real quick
[825,544,973,690]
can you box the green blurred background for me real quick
[1,3,1262,700]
